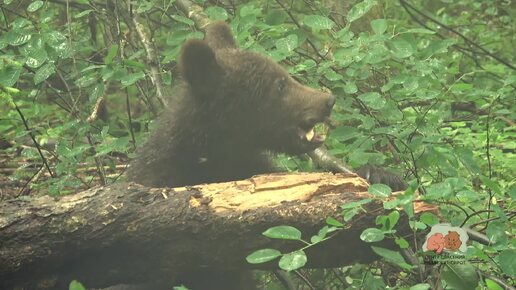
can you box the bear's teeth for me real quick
[305,128,315,141]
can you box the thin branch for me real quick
[10,101,54,178]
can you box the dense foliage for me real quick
[0,0,514,289]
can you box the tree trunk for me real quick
[0,172,430,289]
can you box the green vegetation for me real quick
[1,0,514,289]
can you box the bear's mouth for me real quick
[297,119,330,145]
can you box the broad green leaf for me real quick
[405,28,435,34]
[371,246,413,270]
[485,279,504,290]
[441,263,479,290]
[265,9,286,26]
[420,212,439,226]
[69,280,86,290]
[479,176,502,195]
[205,6,228,21]
[324,69,343,81]
[120,72,145,87]
[395,237,409,249]
[360,228,385,242]
[279,251,307,271]
[34,63,55,84]
[304,15,334,30]
[326,217,344,227]
[276,34,298,54]
[246,249,282,264]
[4,0,14,4]
[123,59,146,69]
[343,82,358,94]
[347,0,376,23]
[368,183,391,197]
[104,45,119,64]
[385,211,400,230]
[358,92,385,110]
[171,15,194,26]
[0,65,22,87]
[389,38,414,58]
[27,1,44,12]
[371,19,387,35]
[486,221,508,246]
[263,226,302,240]
[25,47,48,68]
[498,249,516,277]
[74,9,94,19]
[6,31,31,46]
[340,199,373,209]
[410,284,431,290]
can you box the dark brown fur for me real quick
[127,22,334,188]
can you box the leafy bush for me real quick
[0,0,514,288]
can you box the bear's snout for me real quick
[327,95,336,110]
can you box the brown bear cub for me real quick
[127,22,335,188]
[126,21,334,290]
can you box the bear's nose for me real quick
[327,95,336,109]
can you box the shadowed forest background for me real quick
[0,0,514,289]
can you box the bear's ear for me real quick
[204,21,237,50]
[180,39,222,95]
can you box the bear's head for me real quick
[179,21,335,155]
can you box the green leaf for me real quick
[69,280,86,290]
[441,263,479,290]
[371,19,387,35]
[171,15,194,26]
[6,31,31,46]
[358,92,385,110]
[479,176,502,195]
[205,6,229,21]
[389,38,414,58]
[340,199,372,209]
[485,279,504,290]
[104,45,119,64]
[324,69,343,81]
[420,212,439,226]
[34,63,55,84]
[263,226,302,240]
[395,237,409,249]
[74,9,94,19]
[120,71,145,87]
[279,251,307,271]
[368,183,391,197]
[405,28,435,34]
[347,0,376,23]
[326,217,344,227]
[360,228,385,242]
[486,221,507,246]
[385,211,400,230]
[410,284,431,290]
[304,15,335,30]
[25,47,48,68]
[246,249,282,264]
[343,82,358,94]
[276,34,298,54]
[265,9,286,26]
[4,0,14,4]
[0,65,22,87]
[498,249,516,277]
[27,1,44,12]
[371,246,413,270]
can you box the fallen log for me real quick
[0,172,428,289]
